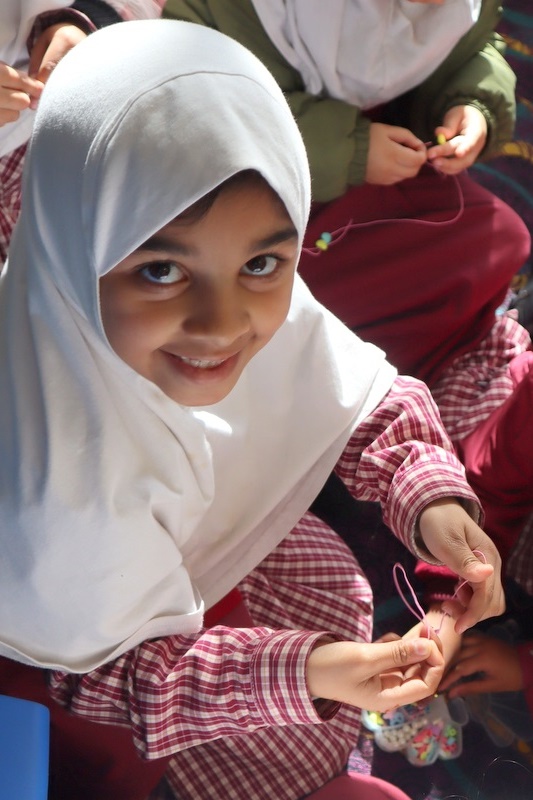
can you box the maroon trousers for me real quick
[300,167,530,385]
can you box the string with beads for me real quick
[302,168,464,257]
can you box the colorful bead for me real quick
[315,238,328,251]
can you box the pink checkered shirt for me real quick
[0,144,25,266]
[47,376,478,800]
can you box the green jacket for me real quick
[164,0,515,201]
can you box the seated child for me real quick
[0,19,504,800]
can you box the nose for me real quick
[182,281,250,346]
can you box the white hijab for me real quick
[0,0,72,157]
[0,20,396,672]
[251,0,482,108]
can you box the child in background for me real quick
[441,589,533,745]
[0,19,505,800]
[0,0,164,266]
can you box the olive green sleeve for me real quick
[404,1,516,159]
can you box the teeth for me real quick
[179,356,226,369]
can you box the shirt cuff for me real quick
[389,458,482,564]
[250,631,340,727]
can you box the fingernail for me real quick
[414,640,430,656]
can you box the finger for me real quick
[374,632,402,644]
[448,650,486,679]
[447,676,494,699]
[29,40,62,85]
[30,26,87,84]
[0,63,43,96]
[430,158,467,175]
[380,658,443,710]
[426,143,452,160]
[371,637,443,675]
[451,137,475,158]
[456,582,505,634]
[389,126,427,151]
[439,658,473,690]
[0,89,36,122]
[434,124,455,140]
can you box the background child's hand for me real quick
[306,634,444,712]
[426,105,488,173]
[439,632,524,697]
[418,499,504,634]
[28,23,88,86]
[0,62,43,126]
[366,122,427,185]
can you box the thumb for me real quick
[372,637,441,672]
[449,549,493,584]
[28,36,49,81]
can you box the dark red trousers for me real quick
[300,167,530,385]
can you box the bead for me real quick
[315,238,328,251]
[436,133,447,145]
[320,231,332,243]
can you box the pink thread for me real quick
[302,168,464,258]
[393,563,433,637]
[393,550,487,637]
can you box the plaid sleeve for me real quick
[335,375,481,557]
[48,627,334,759]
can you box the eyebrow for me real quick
[137,226,298,256]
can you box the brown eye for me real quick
[242,255,278,276]
[140,262,182,284]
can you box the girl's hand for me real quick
[366,122,427,185]
[0,62,43,126]
[418,499,504,634]
[440,632,524,697]
[306,633,444,712]
[427,105,487,173]
[28,23,87,86]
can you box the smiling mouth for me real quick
[172,355,229,369]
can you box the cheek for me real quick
[257,281,294,336]
[100,290,158,367]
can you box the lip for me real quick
[162,350,241,383]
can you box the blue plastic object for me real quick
[0,694,49,799]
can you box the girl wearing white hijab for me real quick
[0,18,503,800]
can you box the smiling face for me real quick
[99,174,299,406]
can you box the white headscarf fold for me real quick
[251,0,482,108]
[0,20,395,672]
